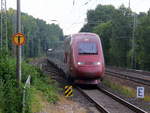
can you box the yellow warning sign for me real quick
[64,85,73,97]
[12,32,26,46]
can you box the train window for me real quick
[78,42,98,54]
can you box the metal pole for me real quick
[16,0,21,87]
[1,0,3,50]
[1,0,8,51]
[131,14,136,69]
[129,0,130,9]
[5,0,8,51]
[22,75,31,113]
[12,12,16,56]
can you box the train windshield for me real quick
[78,42,98,54]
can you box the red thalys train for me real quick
[64,33,105,84]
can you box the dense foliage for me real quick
[0,8,63,58]
[0,51,60,113]
[0,51,26,113]
[81,4,150,70]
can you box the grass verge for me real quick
[26,59,61,112]
[30,88,44,113]
[24,64,61,112]
[102,79,150,102]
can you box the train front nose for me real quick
[74,64,103,79]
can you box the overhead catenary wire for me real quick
[67,0,101,34]
[83,0,92,6]
[63,0,101,34]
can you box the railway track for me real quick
[107,66,150,76]
[125,69,150,76]
[77,86,148,113]
[46,59,149,113]
[105,69,150,86]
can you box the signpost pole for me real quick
[16,0,21,87]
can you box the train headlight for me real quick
[93,62,101,65]
[77,62,84,65]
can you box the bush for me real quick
[34,76,59,103]
[0,80,4,112]
[3,80,22,113]
[0,52,23,113]
[0,52,60,113]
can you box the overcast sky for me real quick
[7,0,150,35]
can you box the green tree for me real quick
[81,4,132,67]
[81,5,115,32]
[135,12,150,70]
[0,8,64,58]
[93,21,112,64]
[109,5,132,67]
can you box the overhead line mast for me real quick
[0,0,8,50]
[129,0,130,9]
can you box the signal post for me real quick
[17,0,21,87]
[12,0,26,88]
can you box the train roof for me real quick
[64,33,101,45]
[65,32,99,40]
[72,32,99,37]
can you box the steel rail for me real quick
[106,67,150,76]
[97,86,148,113]
[77,86,148,113]
[76,87,110,113]
[47,58,148,113]
[105,71,150,86]
[122,68,150,76]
